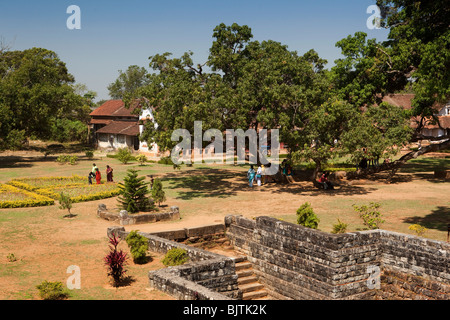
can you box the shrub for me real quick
[50,119,88,143]
[296,202,320,229]
[56,155,78,165]
[7,253,17,262]
[162,248,188,266]
[158,156,174,166]
[331,219,348,234]
[85,150,94,159]
[104,235,128,287]
[353,202,385,230]
[116,148,133,164]
[151,179,166,207]
[58,192,74,218]
[4,129,27,151]
[36,281,70,300]
[117,169,152,213]
[135,154,148,166]
[125,231,149,264]
[408,224,427,237]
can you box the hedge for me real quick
[0,184,55,208]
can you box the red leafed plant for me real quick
[104,234,128,287]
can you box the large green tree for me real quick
[328,1,450,179]
[0,47,87,148]
[108,65,150,100]
[134,19,444,183]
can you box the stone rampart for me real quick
[225,215,449,300]
[107,225,241,300]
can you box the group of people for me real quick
[317,171,334,190]
[88,163,114,185]
[247,165,267,187]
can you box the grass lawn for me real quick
[0,147,448,300]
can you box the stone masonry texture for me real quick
[225,215,449,300]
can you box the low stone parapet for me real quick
[98,204,180,225]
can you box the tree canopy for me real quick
[133,20,418,180]
[108,65,150,100]
[0,47,93,148]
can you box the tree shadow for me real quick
[0,156,35,169]
[411,173,450,184]
[303,184,376,197]
[403,206,450,232]
[163,168,242,200]
[161,168,375,200]
[63,213,78,219]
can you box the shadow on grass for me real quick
[400,157,450,173]
[163,168,243,200]
[403,206,450,232]
[0,156,35,169]
[161,168,375,200]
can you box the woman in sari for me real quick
[106,165,114,182]
[247,165,256,187]
[95,168,102,184]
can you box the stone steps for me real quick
[234,258,271,300]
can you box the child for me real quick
[88,171,95,185]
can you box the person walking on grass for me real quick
[88,171,95,185]
[106,165,114,182]
[95,168,102,184]
[247,165,256,187]
[256,165,263,187]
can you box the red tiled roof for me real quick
[381,94,414,109]
[90,100,139,118]
[95,121,140,136]
[89,119,112,125]
[424,116,450,129]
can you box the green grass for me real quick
[400,157,450,173]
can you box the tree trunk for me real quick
[347,139,450,181]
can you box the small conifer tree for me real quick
[151,178,166,207]
[117,169,151,213]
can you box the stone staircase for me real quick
[234,256,271,300]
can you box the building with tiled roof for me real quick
[90,99,159,155]
[381,94,450,140]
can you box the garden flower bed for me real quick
[1,176,121,208]
[0,184,55,208]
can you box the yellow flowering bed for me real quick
[39,183,121,203]
[1,176,121,208]
[0,184,55,208]
[7,176,86,191]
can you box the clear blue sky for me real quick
[0,0,389,101]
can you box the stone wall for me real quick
[225,215,449,300]
[98,204,180,225]
[107,226,241,300]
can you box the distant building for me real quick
[381,94,450,140]
[89,99,159,156]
